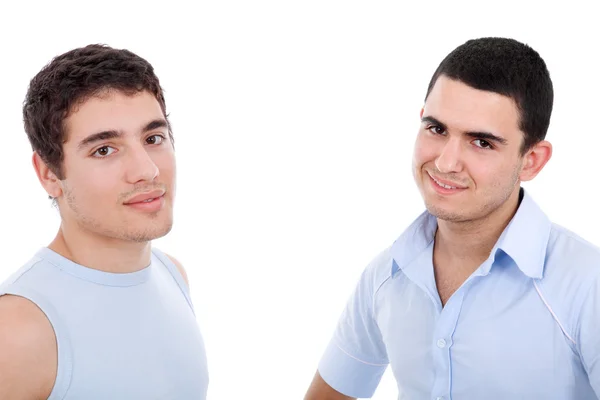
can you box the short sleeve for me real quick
[318,263,389,398]
[578,273,600,397]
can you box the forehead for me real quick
[64,90,164,143]
[424,76,521,137]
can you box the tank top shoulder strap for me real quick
[151,247,195,315]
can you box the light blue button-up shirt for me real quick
[318,189,600,399]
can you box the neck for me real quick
[435,188,522,264]
[48,223,152,274]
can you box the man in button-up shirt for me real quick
[305,37,600,399]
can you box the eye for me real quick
[427,125,446,135]
[473,139,493,149]
[92,146,116,157]
[146,134,165,145]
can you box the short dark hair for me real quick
[23,44,172,180]
[424,37,553,154]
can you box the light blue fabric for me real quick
[0,247,208,400]
[319,189,600,399]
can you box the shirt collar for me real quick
[493,188,551,279]
[390,188,552,279]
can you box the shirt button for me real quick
[436,339,446,348]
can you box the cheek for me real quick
[66,167,121,205]
[467,156,516,188]
[155,152,176,180]
[413,133,438,166]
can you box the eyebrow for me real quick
[77,118,169,151]
[421,115,508,145]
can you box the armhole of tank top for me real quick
[0,285,73,400]
[151,248,196,315]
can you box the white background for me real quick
[1,1,599,399]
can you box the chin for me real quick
[423,198,470,222]
[125,225,173,243]
[426,207,463,222]
[115,217,174,243]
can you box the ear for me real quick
[32,151,63,199]
[420,107,424,119]
[519,140,552,182]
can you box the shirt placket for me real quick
[430,287,468,400]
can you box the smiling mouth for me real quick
[432,177,458,189]
[427,172,466,190]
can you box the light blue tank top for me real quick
[0,247,208,399]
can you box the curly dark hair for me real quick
[425,37,553,154]
[23,44,172,180]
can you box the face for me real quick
[54,90,176,242]
[413,76,534,223]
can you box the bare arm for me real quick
[0,294,57,400]
[304,371,356,400]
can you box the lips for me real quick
[427,172,466,189]
[123,190,165,204]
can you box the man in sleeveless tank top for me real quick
[0,45,209,399]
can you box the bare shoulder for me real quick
[164,253,190,288]
[0,294,57,400]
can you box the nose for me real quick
[125,144,159,184]
[435,138,463,174]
